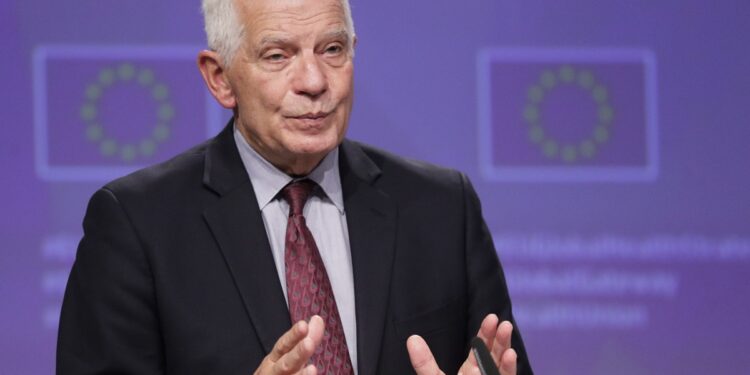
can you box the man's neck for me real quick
[236,126,329,177]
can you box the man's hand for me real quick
[406,314,517,375]
[253,315,325,375]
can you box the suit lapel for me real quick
[200,128,398,370]
[202,124,290,354]
[340,140,398,375]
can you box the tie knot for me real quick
[281,179,316,216]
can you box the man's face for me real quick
[227,0,354,175]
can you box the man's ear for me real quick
[197,50,236,109]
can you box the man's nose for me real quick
[292,52,328,98]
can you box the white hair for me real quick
[202,0,355,67]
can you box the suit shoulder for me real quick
[102,138,211,199]
[349,140,465,192]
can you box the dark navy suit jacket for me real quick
[57,123,532,374]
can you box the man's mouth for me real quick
[284,111,333,130]
[287,111,331,120]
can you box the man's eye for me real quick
[264,53,286,61]
[325,45,344,54]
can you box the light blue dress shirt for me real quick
[233,127,358,372]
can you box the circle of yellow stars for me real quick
[523,65,615,163]
[79,63,175,162]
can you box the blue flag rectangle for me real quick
[477,48,658,182]
[33,45,226,181]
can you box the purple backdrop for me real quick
[2,0,749,374]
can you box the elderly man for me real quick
[56,0,532,374]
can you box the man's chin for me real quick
[288,145,336,161]
[286,133,342,155]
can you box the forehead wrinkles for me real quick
[242,2,348,39]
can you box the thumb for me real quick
[406,335,445,375]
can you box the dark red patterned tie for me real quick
[281,179,354,375]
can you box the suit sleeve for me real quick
[57,187,164,374]
[460,173,533,374]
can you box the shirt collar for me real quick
[233,125,345,213]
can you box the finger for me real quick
[458,359,483,375]
[478,314,499,345]
[269,320,309,361]
[491,321,513,366]
[458,364,482,375]
[499,348,517,375]
[467,314,499,366]
[274,316,326,374]
[306,315,325,348]
[274,335,318,374]
[303,364,317,375]
[406,335,446,375]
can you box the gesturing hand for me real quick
[406,314,517,375]
[254,315,325,375]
